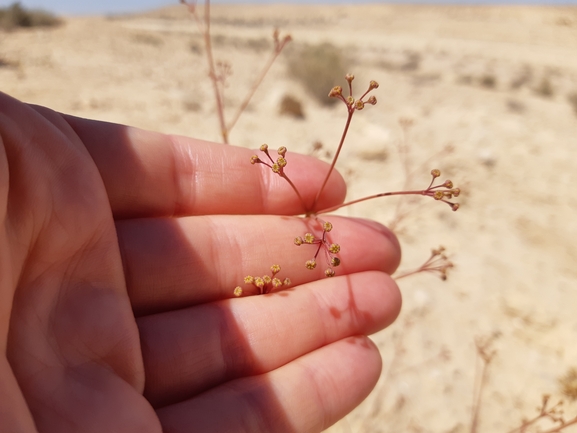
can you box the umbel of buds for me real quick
[328,75,379,113]
[294,220,340,277]
[234,264,291,296]
[236,74,461,296]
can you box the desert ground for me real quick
[2,3,577,432]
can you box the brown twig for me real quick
[470,334,499,433]
[507,395,577,433]
[226,30,291,133]
[181,0,290,144]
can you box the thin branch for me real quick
[227,31,291,133]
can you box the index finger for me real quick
[62,114,346,219]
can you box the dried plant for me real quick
[180,0,291,144]
[394,246,454,281]
[235,74,460,295]
[470,334,499,433]
[507,395,577,433]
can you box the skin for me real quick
[0,91,402,433]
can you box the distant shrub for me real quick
[131,32,164,47]
[568,92,577,116]
[286,43,346,106]
[279,94,305,119]
[0,2,62,31]
[479,73,497,89]
[534,76,554,98]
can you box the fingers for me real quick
[138,271,400,409]
[156,335,382,433]
[62,114,346,219]
[118,215,401,315]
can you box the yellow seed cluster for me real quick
[235,265,291,296]
[305,260,317,270]
[323,221,333,232]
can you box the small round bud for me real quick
[271,264,281,274]
[254,277,264,288]
[277,146,287,157]
[452,188,461,197]
[451,203,460,211]
[250,155,260,164]
[233,286,243,297]
[367,95,377,105]
[330,257,341,267]
[328,86,342,97]
[325,268,335,277]
[272,278,282,288]
[272,164,281,173]
[277,157,287,168]
[431,169,441,178]
[347,96,355,106]
[260,144,269,152]
[443,180,453,189]
[294,237,304,246]
[283,278,292,286]
[263,275,272,284]
[345,74,355,83]
[244,275,254,284]
[355,100,365,110]
[434,191,444,200]
[329,243,340,254]
[304,233,315,244]
[305,260,317,270]
[323,221,333,232]
[369,80,379,90]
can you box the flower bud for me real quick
[328,86,343,97]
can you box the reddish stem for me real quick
[310,108,354,214]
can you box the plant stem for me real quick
[227,37,289,133]
[470,353,490,433]
[315,189,433,215]
[280,173,308,213]
[201,0,228,143]
[310,110,354,213]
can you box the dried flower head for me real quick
[296,219,342,276]
[235,265,291,296]
[395,246,454,281]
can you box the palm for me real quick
[1,92,401,433]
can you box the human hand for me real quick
[0,92,401,433]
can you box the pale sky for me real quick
[3,0,577,16]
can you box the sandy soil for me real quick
[2,4,577,432]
